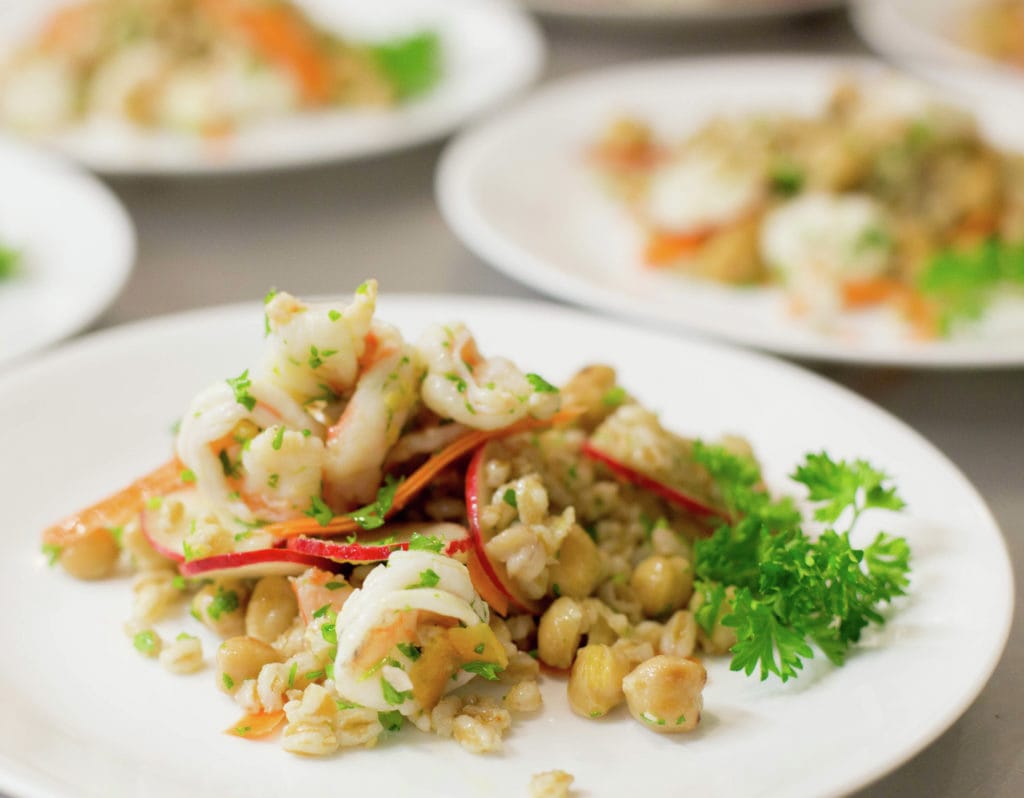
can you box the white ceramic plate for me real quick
[524,0,843,23]
[853,1,1024,107]
[437,56,1024,368]
[0,295,1012,798]
[0,0,544,175]
[0,137,134,368]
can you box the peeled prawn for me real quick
[322,321,424,511]
[417,323,560,430]
[257,281,377,406]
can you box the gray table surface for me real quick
[53,8,1023,797]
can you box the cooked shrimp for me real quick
[333,551,490,714]
[418,323,560,430]
[322,321,424,511]
[257,281,377,407]
[175,378,320,526]
[240,425,326,521]
[383,420,469,469]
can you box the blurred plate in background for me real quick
[853,0,1024,107]
[0,138,134,368]
[438,56,1024,368]
[523,0,844,23]
[0,0,544,175]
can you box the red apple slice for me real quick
[286,522,471,563]
[139,487,206,563]
[179,548,340,580]
[580,440,730,523]
[466,443,543,616]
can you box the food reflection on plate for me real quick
[41,281,910,769]
[591,75,1024,338]
[0,0,441,137]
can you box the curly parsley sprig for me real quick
[691,446,910,683]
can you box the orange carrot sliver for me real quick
[42,459,185,548]
[644,230,712,267]
[267,408,580,541]
[226,710,286,739]
[841,277,903,308]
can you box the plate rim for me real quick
[0,135,135,368]
[522,0,845,23]
[3,0,546,176]
[852,0,1024,86]
[436,53,1024,369]
[0,294,1014,797]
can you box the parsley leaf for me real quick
[348,475,402,530]
[917,238,1024,333]
[381,676,412,705]
[410,568,440,589]
[791,452,905,529]
[305,495,334,527]
[461,661,504,681]
[207,588,240,621]
[378,709,404,732]
[525,373,559,394]
[370,31,441,99]
[225,369,256,412]
[408,532,445,553]
[0,245,20,280]
[693,451,910,682]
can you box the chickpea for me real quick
[216,635,283,694]
[560,365,621,430]
[549,526,603,599]
[567,644,630,719]
[629,555,693,618]
[537,597,586,669]
[688,585,737,655]
[246,576,298,643]
[192,581,249,637]
[57,527,119,580]
[659,610,697,658]
[622,655,706,733]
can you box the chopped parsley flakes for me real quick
[525,373,558,394]
[461,661,503,681]
[408,533,445,553]
[226,369,256,411]
[305,495,334,527]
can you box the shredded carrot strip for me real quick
[267,409,580,540]
[42,459,184,548]
[226,710,286,739]
[39,3,92,50]
[644,230,712,267]
[899,292,942,340]
[201,0,332,105]
[841,277,904,308]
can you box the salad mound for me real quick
[42,282,911,757]
[593,74,1024,337]
[0,0,442,136]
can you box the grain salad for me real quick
[41,281,912,759]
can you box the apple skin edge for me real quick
[465,443,543,616]
[178,548,341,580]
[287,523,472,563]
[580,440,731,525]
